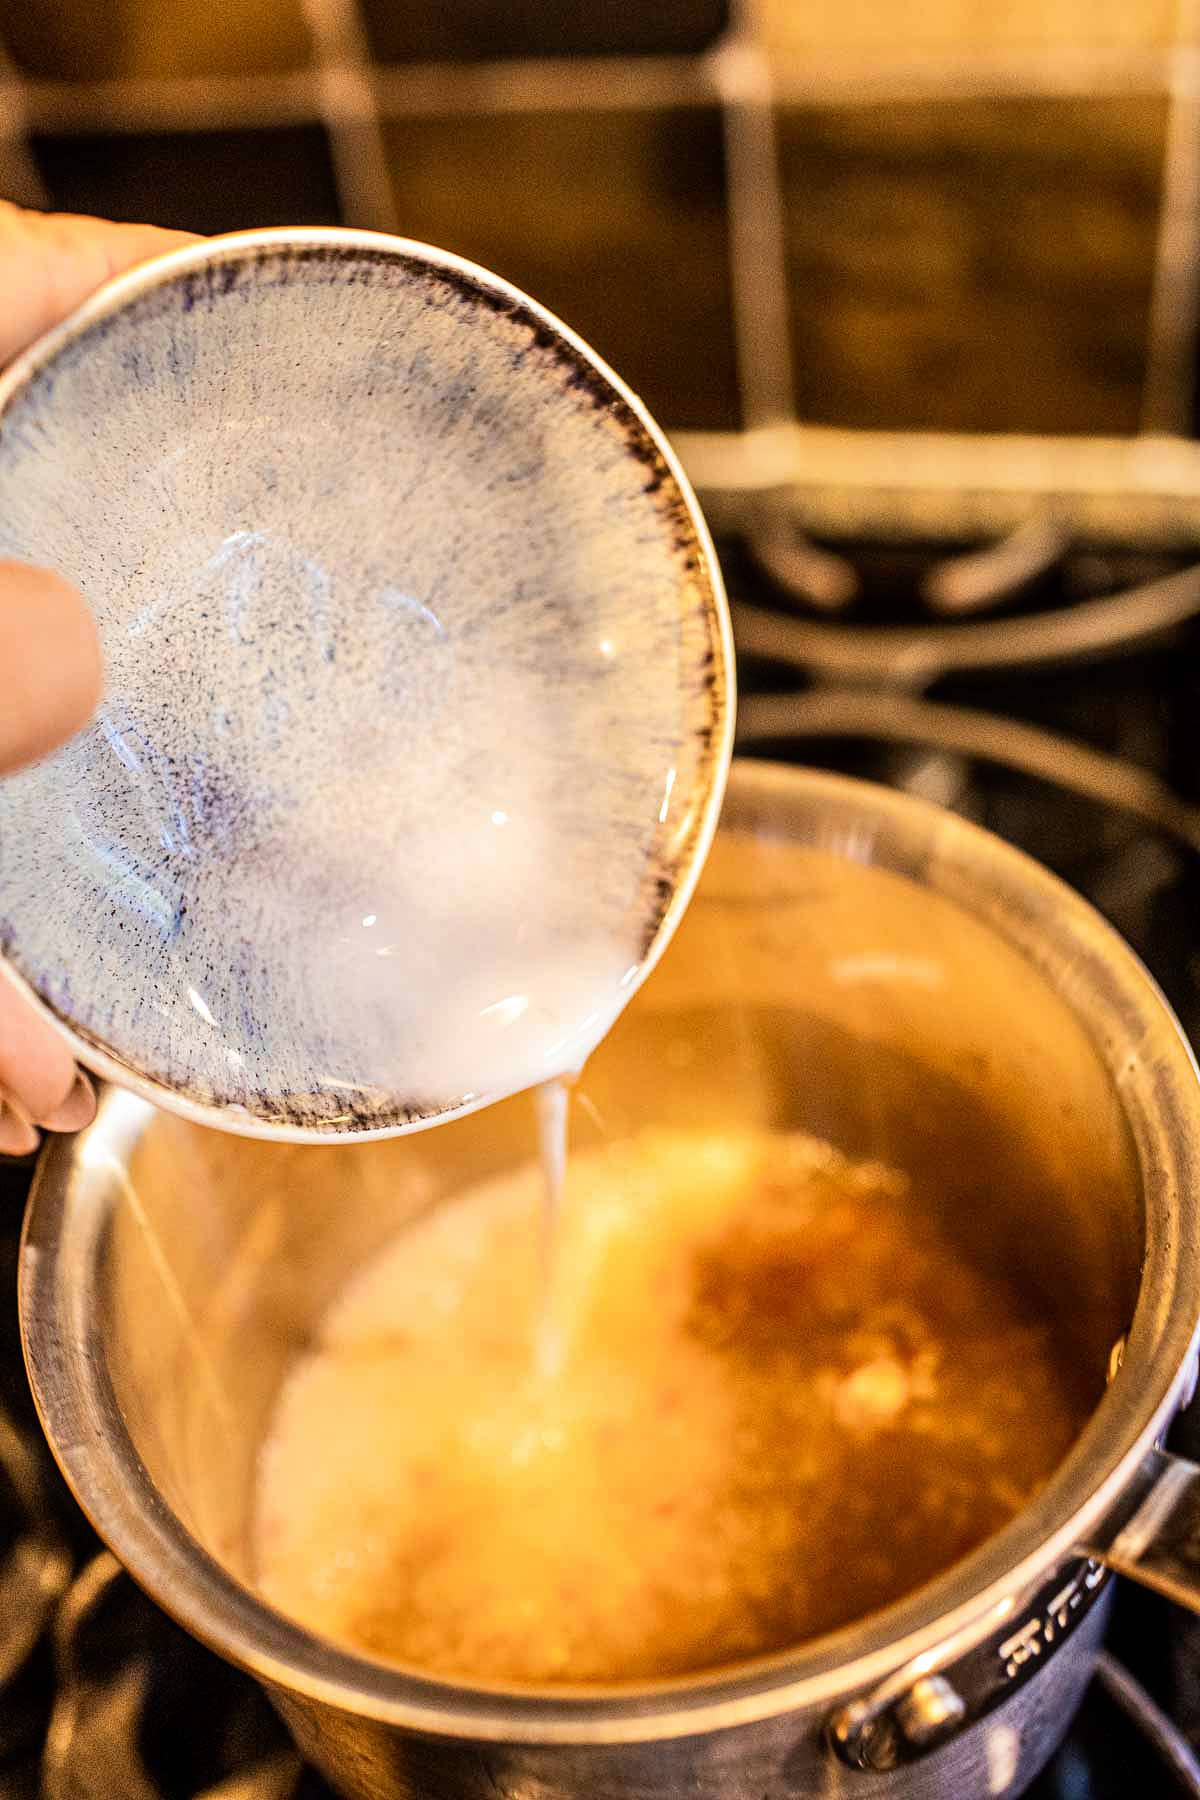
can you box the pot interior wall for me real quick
[99,790,1142,1633]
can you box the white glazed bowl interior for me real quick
[0,228,731,1141]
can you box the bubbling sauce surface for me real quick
[253,1128,1087,1684]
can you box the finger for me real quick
[0,1104,39,1159]
[0,202,197,366]
[0,964,78,1123]
[0,562,102,775]
[40,1071,96,1133]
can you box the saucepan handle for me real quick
[827,1445,1200,1773]
[1084,1445,1200,1612]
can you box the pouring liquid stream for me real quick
[534,1075,572,1382]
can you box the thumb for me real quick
[0,204,197,368]
[0,561,102,775]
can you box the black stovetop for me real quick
[5,530,1200,1797]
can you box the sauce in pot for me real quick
[253,1126,1088,1684]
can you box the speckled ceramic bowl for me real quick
[0,227,732,1141]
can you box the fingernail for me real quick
[40,1070,96,1133]
[0,1106,40,1157]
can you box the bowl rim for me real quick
[18,760,1200,1743]
[0,223,735,1145]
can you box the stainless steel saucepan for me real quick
[20,760,1200,1798]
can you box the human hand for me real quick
[0,202,196,1154]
